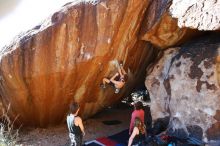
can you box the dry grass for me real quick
[0,105,19,146]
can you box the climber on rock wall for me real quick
[100,61,128,93]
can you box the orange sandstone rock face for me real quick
[140,0,199,49]
[0,0,156,127]
[141,12,189,48]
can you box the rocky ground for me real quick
[17,104,132,146]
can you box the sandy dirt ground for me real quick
[17,106,132,146]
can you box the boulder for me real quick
[170,0,220,30]
[0,0,155,127]
[145,34,220,142]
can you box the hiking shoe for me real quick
[100,84,106,89]
[115,88,120,94]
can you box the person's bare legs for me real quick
[102,78,110,88]
[101,72,119,88]
[110,72,119,81]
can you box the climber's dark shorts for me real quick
[109,81,115,87]
[108,74,120,88]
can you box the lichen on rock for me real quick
[146,34,220,142]
[170,0,220,30]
